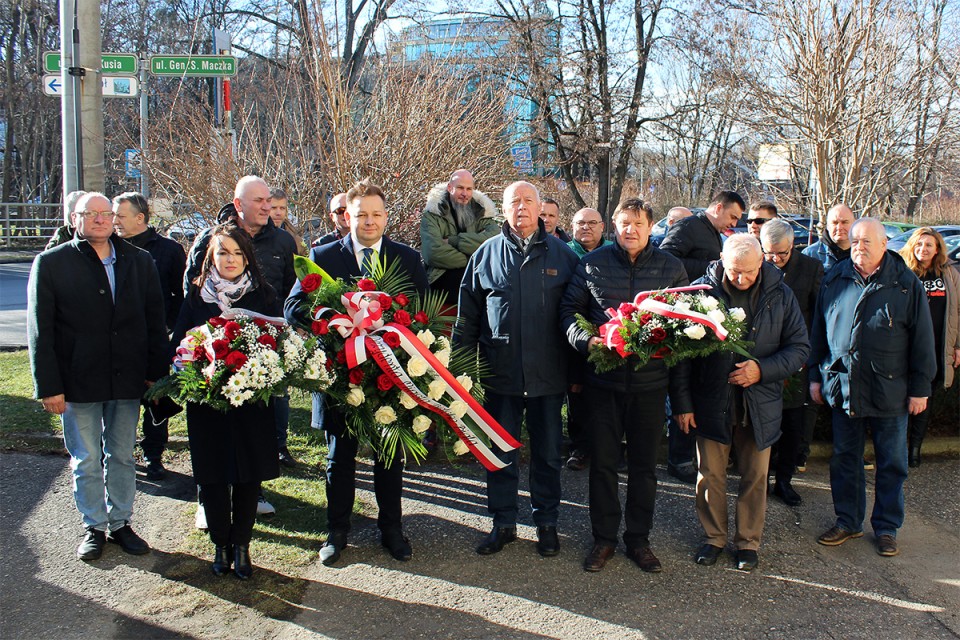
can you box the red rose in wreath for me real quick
[378,293,393,309]
[208,316,226,328]
[211,338,230,359]
[413,311,429,324]
[649,327,667,344]
[393,310,412,326]
[357,278,376,291]
[395,293,409,307]
[336,349,347,364]
[312,319,329,335]
[224,321,241,340]
[301,273,322,293]
[349,368,365,385]
[382,332,401,348]
[377,374,394,392]
[257,334,277,350]
[618,302,637,316]
[638,313,653,326]
[225,350,248,371]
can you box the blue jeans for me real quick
[830,410,908,537]
[484,392,564,528]
[61,400,141,531]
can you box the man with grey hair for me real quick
[29,192,168,560]
[809,218,935,557]
[420,169,500,305]
[457,181,579,558]
[673,233,808,571]
[760,218,822,506]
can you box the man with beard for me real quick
[420,170,500,306]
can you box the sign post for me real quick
[149,55,237,77]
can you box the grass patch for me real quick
[0,349,63,451]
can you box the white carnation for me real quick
[684,324,707,340]
[700,295,719,310]
[416,329,436,348]
[730,307,747,322]
[427,378,447,400]
[455,374,474,393]
[453,440,469,455]
[374,406,397,425]
[707,309,727,325]
[673,300,691,312]
[346,387,365,406]
[407,356,429,378]
[412,414,432,434]
[399,392,419,410]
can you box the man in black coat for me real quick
[560,198,688,574]
[760,218,823,506]
[673,234,809,572]
[28,192,169,562]
[285,180,428,566]
[112,192,187,480]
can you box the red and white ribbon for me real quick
[633,285,729,340]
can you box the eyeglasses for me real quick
[747,218,770,225]
[763,250,790,260]
[574,221,601,228]
[331,207,347,216]
[77,210,115,220]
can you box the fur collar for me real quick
[424,182,498,219]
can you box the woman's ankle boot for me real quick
[212,545,232,576]
[234,544,253,580]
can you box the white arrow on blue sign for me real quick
[42,74,139,98]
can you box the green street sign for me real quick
[43,51,138,74]
[149,55,237,77]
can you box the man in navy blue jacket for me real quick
[285,180,428,566]
[457,181,579,558]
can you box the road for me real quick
[0,262,30,348]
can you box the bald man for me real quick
[808,218,935,558]
[420,169,500,305]
[457,181,579,559]
[803,204,855,272]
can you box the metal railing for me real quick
[0,203,63,248]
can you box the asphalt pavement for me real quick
[1,450,957,639]
[0,259,32,349]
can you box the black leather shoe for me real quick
[77,528,106,561]
[381,530,413,561]
[566,451,588,471]
[319,531,347,566]
[583,543,616,572]
[233,544,253,579]
[695,543,723,566]
[908,446,921,468]
[107,525,150,555]
[736,549,759,572]
[477,527,517,555]
[772,480,802,506]
[145,460,166,481]
[667,463,697,484]
[278,446,297,468]
[536,526,560,557]
[625,546,662,573]
[212,545,233,576]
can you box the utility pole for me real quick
[139,61,149,197]
[60,0,105,195]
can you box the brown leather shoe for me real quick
[625,546,662,573]
[583,544,616,572]
[876,534,899,557]
[817,526,864,546]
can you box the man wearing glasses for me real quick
[28,192,168,562]
[760,219,823,506]
[314,193,350,247]
[746,201,779,239]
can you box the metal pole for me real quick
[60,0,80,194]
[77,0,104,191]
[139,59,150,198]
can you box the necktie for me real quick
[361,247,375,276]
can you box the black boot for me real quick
[909,444,922,468]
[233,544,253,580]
[212,545,232,576]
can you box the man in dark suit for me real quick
[761,219,823,506]
[285,180,428,566]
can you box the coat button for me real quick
[99,289,106,295]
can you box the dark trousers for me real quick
[566,388,591,455]
[274,395,290,448]
[774,406,804,483]
[140,405,168,463]
[909,376,942,447]
[588,385,667,548]
[325,414,403,535]
[430,268,466,308]
[666,393,695,468]
[201,481,260,546]
[484,392,564,528]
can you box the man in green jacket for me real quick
[419,169,500,306]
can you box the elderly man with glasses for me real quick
[28,192,169,562]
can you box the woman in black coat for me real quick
[170,223,281,580]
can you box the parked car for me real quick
[887,225,960,252]
[943,234,960,264]
[882,221,918,239]
[163,212,209,244]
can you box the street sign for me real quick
[43,51,138,74]
[43,74,140,98]
[125,149,142,179]
[149,55,237,77]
